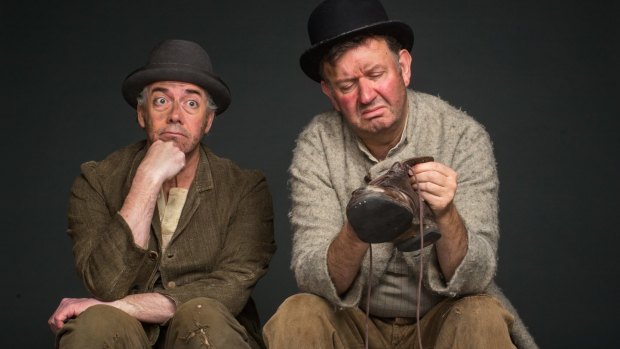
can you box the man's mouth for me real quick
[160,129,186,138]
[360,105,385,118]
[158,130,187,142]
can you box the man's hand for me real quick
[137,140,186,185]
[409,161,467,281]
[119,140,186,248]
[48,293,176,334]
[48,298,103,334]
[327,222,369,295]
[408,161,458,218]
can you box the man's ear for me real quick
[137,107,146,129]
[398,49,413,87]
[321,80,341,112]
[203,111,215,135]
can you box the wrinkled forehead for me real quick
[321,38,394,79]
[319,36,392,71]
[145,81,208,98]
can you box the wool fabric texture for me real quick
[289,90,537,349]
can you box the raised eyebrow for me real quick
[184,89,205,98]
[150,87,170,95]
[149,87,204,98]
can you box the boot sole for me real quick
[346,193,413,243]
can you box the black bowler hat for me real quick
[122,39,231,115]
[300,0,414,82]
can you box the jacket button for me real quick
[167,281,176,288]
[148,251,158,260]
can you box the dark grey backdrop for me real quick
[2,0,618,347]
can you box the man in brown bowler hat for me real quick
[263,0,537,348]
[48,39,275,349]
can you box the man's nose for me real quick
[167,101,183,123]
[358,78,377,105]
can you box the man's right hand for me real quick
[137,140,186,185]
[119,140,186,248]
[327,222,370,295]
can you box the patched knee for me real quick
[177,297,227,315]
[167,297,248,347]
[171,297,231,329]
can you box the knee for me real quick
[266,293,332,327]
[166,297,249,347]
[57,304,145,347]
[445,295,515,328]
[69,304,136,334]
[171,297,231,329]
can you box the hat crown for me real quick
[146,39,214,73]
[308,0,389,45]
[121,39,231,115]
[300,0,413,82]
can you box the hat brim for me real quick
[122,65,231,115]
[300,21,414,82]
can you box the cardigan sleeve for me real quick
[423,125,500,296]
[289,119,370,307]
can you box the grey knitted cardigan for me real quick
[289,90,537,348]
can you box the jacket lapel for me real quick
[168,144,214,245]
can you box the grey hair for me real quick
[136,85,218,113]
[319,35,403,82]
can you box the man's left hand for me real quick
[408,161,458,217]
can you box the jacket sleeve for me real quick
[157,172,276,315]
[424,126,500,296]
[68,161,154,301]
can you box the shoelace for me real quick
[364,169,426,349]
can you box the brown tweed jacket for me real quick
[67,141,276,346]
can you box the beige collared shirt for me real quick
[157,187,189,251]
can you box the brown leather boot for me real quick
[346,157,441,251]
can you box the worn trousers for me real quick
[263,293,516,349]
[56,297,255,349]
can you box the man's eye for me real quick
[339,83,354,92]
[187,100,198,108]
[154,97,167,105]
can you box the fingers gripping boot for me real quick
[346,157,441,251]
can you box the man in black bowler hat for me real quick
[263,0,537,348]
[48,39,275,349]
